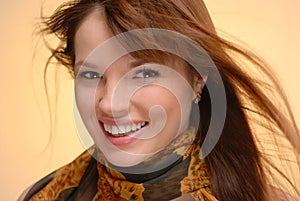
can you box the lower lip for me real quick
[99,122,146,146]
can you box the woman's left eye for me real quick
[134,68,159,79]
[78,71,101,79]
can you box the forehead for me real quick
[74,11,112,61]
[73,10,192,79]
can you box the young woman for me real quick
[19,0,299,200]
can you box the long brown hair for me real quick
[40,0,300,200]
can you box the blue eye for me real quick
[134,68,159,79]
[78,71,101,79]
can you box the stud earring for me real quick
[193,93,201,104]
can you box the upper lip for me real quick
[98,118,147,126]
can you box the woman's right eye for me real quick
[78,71,101,79]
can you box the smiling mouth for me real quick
[102,121,148,137]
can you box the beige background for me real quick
[0,0,299,200]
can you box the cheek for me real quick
[75,85,97,119]
[74,84,102,146]
[132,86,181,120]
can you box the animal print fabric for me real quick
[27,128,218,201]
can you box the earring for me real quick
[193,93,201,104]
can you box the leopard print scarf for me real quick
[28,128,218,201]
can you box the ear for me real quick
[193,74,207,95]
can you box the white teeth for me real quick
[104,124,112,133]
[132,124,137,131]
[119,125,126,134]
[126,125,131,133]
[103,121,147,136]
[112,126,118,135]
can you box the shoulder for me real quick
[17,185,33,201]
[18,150,94,201]
[17,171,56,201]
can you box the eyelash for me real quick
[78,71,101,79]
[78,68,160,80]
[134,68,160,79]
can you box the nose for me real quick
[97,76,129,118]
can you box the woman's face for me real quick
[74,11,201,167]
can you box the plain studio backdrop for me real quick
[0,0,299,200]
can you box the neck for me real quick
[108,153,182,183]
[110,155,184,183]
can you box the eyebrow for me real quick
[74,61,98,69]
[129,60,148,68]
[74,59,149,70]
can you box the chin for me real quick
[105,150,152,167]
